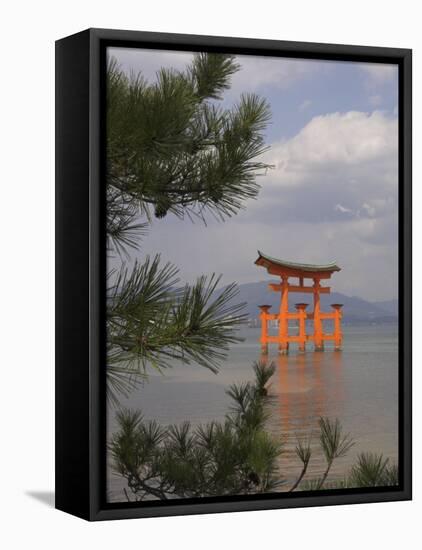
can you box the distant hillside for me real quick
[228,281,398,324]
[373,299,398,315]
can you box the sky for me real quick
[108,47,399,302]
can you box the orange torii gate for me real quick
[255,251,343,354]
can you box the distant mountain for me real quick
[373,299,398,315]
[228,280,398,324]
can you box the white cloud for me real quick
[361,202,376,217]
[237,109,399,283]
[335,204,353,214]
[229,56,324,94]
[361,63,398,86]
[262,110,398,187]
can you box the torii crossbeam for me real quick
[254,251,343,354]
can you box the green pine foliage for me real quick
[252,360,276,396]
[107,53,272,249]
[106,256,247,401]
[317,416,355,489]
[301,453,399,491]
[347,452,399,487]
[297,424,398,491]
[288,436,313,492]
[110,363,284,500]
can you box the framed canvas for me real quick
[55,28,412,521]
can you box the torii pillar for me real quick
[278,275,289,354]
[313,277,324,351]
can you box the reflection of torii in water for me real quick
[259,351,345,484]
[259,351,345,439]
[254,251,344,354]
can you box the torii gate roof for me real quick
[255,251,341,276]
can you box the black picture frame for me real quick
[55,28,412,521]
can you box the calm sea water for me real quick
[107,324,398,501]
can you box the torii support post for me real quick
[278,276,289,354]
[331,304,343,351]
[313,277,324,351]
[295,303,308,352]
[258,305,271,354]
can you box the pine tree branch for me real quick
[106,257,247,401]
[106,54,272,249]
[110,363,283,500]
